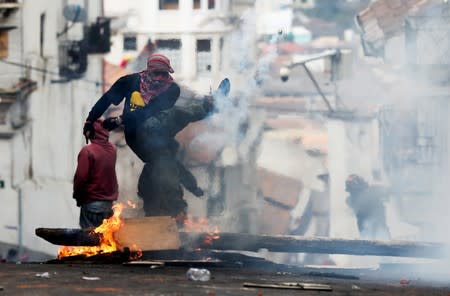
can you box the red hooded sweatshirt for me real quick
[73,120,118,206]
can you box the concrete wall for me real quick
[0,0,104,257]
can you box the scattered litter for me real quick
[243,282,332,291]
[35,272,50,278]
[123,261,165,268]
[308,271,359,280]
[400,279,410,285]
[82,276,100,281]
[352,284,361,290]
[186,268,211,281]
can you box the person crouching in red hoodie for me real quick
[73,119,118,228]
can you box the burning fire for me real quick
[183,216,220,246]
[57,202,141,259]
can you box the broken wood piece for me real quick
[114,216,180,251]
[243,282,332,291]
[179,232,448,259]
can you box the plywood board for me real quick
[0,32,8,58]
[114,216,180,251]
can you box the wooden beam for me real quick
[179,232,448,259]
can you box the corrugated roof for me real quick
[356,0,431,56]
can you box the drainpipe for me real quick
[17,187,23,258]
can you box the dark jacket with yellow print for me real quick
[86,73,180,151]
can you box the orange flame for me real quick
[57,203,141,259]
[183,216,220,246]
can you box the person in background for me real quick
[345,174,391,240]
[73,119,118,228]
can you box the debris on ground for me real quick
[186,268,211,281]
[243,282,332,291]
[82,276,101,281]
[123,260,165,268]
[35,272,50,278]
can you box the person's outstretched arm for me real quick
[86,76,129,122]
[83,76,130,142]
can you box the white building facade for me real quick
[104,0,235,92]
[0,0,105,257]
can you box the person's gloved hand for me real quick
[102,116,122,131]
[192,187,204,198]
[83,121,95,144]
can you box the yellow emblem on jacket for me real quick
[130,91,145,111]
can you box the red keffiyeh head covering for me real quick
[139,54,174,104]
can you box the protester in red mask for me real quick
[82,54,204,223]
[83,53,179,149]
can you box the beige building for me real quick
[0,0,105,258]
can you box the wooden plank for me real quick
[0,32,8,58]
[114,216,180,251]
[180,232,448,259]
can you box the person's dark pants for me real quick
[79,201,114,229]
[138,151,187,217]
[131,102,209,219]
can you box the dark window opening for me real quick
[208,0,215,9]
[123,35,137,51]
[193,0,200,9]
[196,39,211,74]
[197,39,211,52]
[157,39,181,50]
[155,39,182,72]
[159,0,179,10]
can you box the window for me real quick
[123,35,137,51]
[193,0,200,9]
[196,39,211,76]
[159,0,179,10]
[155,39,182,72]
[208,0,215,9]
